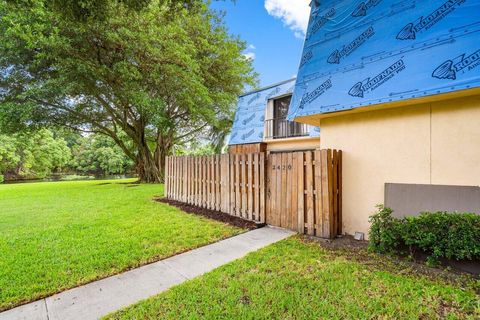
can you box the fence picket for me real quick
[259,152,265,223]
[255,153,259,219]
[241,154,247,218]
[314,150,322,237]
[235,154,241,217]
[297,152,305,233]
[286,152,294,230]
[229,154,235,215]
[321,149,331,239]
[247,153,253,220]
[280,153,287,228]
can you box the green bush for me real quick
[0,174,4,183]
[368,205,403,254]
[369,206,480,262]
[403,212,480,261]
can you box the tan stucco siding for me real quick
[431,96,480,186]
[319,95,480,237]
[265,137,320,153]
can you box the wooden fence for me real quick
[266,150,342,238]
[165,153,265,223]
[164,149,342,239]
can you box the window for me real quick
[273,96,291,120]
[265,95,309,139]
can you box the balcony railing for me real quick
[265,119,309,140]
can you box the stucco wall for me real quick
[265,137,320,153]
[319,95,480,237]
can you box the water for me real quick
[3,174,138,184]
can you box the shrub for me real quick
[368,205,403,254]
[403,212,480,261]
[0,174,3,183]
[369,206,480,262]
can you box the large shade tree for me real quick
[0,0,255,182]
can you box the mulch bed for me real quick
[154,198,263,230]
[305,234,369,251]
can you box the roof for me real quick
[239,78,297,98]
[228,78,319,146]
[288,0,480,121]
[229,79,296,146]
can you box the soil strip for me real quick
[155,198,263,230]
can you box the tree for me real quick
[45,0,210,21]
[0,135,19,182]
[71,134,134,176]
[0,129,71,180]
[0,0,256,183]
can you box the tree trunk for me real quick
[136,142,161,183]
[153,146,169,183]
[154,134,174,183]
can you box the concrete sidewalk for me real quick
[0,226,294,320]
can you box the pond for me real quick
[3,174,138,184]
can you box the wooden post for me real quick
[305,151,314,236]
[320,149,331,239]
[338,150,343,235]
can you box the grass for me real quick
[106,237,479,320]
[0,179,242,311]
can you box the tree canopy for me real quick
[7,0,207,21]
[0,0,256,182]
[71,133,134,176]
[0,129,71,181]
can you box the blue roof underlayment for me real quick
[229,78,321,146]
[288,0,480,120]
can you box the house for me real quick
[284,0,480,236]
[228,78,320,154]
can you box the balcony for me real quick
[265,119,309,140]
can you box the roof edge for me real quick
[291,87,480,125]
[239,78,296,98]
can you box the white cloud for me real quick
[265,0,311,38]
[243,44,256,61]
[243,52,256,61]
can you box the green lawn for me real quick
[0,179,242,311]
[107,237,479,320]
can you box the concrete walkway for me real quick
[0,227,294,320]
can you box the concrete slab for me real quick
[0,226,294,320]
[0,300,47,320]
[45,261,186,320]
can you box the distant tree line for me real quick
[0,129,134,182]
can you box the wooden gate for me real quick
[266,150,342,238]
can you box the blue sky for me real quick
[210,1,311,87]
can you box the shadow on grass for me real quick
[93,180,141,187]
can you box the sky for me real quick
[210,0,311,88]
